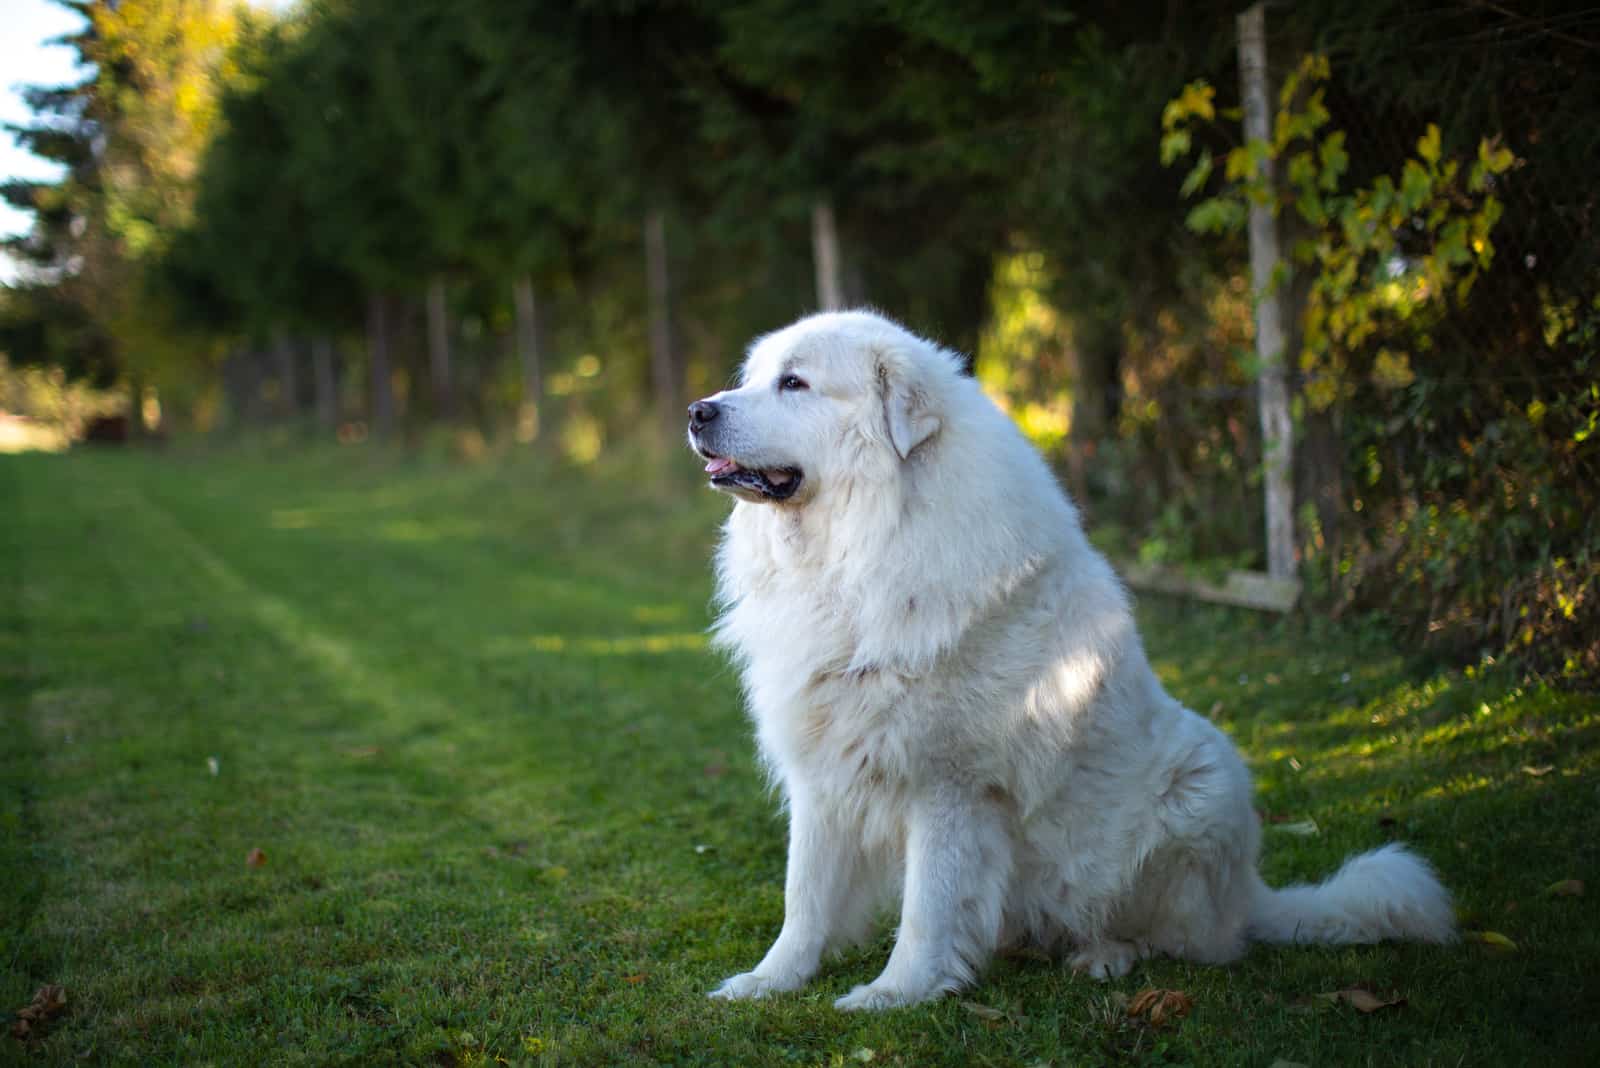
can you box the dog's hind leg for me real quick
[711,788,862,1000]
[835,785,1013,1010]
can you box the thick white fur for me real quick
[692,311,1454,1011]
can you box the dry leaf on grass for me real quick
[1466,930,1518,952]
[959,1000,1029,1027]
[1127,988,1193,1027]
[245,847,267,868]
[1315,987,1405,1014]
[1545,879,1584,897]
[960,1000,1006,1021]
[9,985,67,1041]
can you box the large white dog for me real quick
[687,311,1453,1011]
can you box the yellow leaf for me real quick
[1416,123,1441,166]
[1163,82,1215,130]
[1372,349,1416,391]
[1467,930,1518,952]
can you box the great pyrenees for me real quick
[687,310,1453,1011]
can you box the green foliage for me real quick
[1165,55,1514,412]
[1163,54,1597,683]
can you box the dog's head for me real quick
[687,311,962,505]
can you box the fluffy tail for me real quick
[1249,843,1456,945]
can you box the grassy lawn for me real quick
[3,443,1597,1066]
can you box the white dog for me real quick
[687,311,1453,1011]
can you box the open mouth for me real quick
[702,455,804,501]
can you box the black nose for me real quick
[688,400,719,431]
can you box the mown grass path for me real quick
[3,447,1597,1065]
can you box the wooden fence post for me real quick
[811,199,844,311]
[1237,2,1297,582]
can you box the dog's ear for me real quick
[877,356,941,459]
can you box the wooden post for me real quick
[426,274,454,420]
[272,329,298,420]
[1237,2,1296,582]
[513,274,544,441]
[367,293,395,437]
[645,209,678,431]
[811,199,844,311]
[312,335,337,431]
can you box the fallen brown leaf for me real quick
[1127,988,1193,1027]
[1315,987,1405,1014]
[246,847,267,869]
[9,985,67,1041]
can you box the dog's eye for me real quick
[778,374,809,393]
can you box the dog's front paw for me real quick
[833,980,941,1012]
[1068,940,1138,980]
[709,970,804,1001]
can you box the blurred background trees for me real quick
[1,0,1595,681]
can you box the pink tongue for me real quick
[704,457,738,476]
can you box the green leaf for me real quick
[1179,151,1213,197]
[1317,131,1348,191]
[1399,160,1432,213]
[1185,197,1246,235]
[1160,128,1192,167]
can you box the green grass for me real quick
[2,442,1597,1066]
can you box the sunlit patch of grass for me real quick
[3,446,1597,1066]
[486,632,710,656]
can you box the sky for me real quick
[0,0,294,283]
[0,0,87,281]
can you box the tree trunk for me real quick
[221,346,252,427]
[1065,319,1121,505]
[811,198,844,311]
[645,208,679,432]
[127,368,148,439]
[312,335,338,432]
[1237,2,1297,581]
[367,293,395,438]
[512,274,545,442]
[426,274,454,420]
[272,329,298,421]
